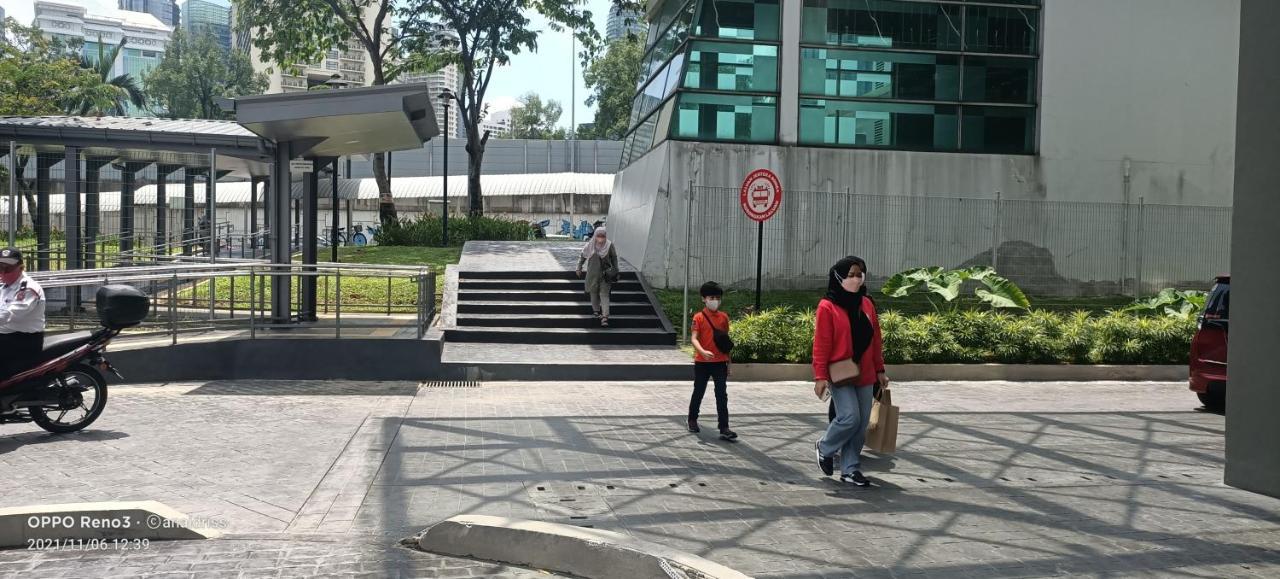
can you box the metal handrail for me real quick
[36,261,438,342]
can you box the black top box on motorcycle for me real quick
[96,285,150,329]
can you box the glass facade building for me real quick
[621,0,1040,166]
[181,0,232,53]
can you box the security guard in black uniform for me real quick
[0,248,46,381]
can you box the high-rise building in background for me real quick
[180,0,230,52]
[394,30,462,139]
[399,65,464,139]
[479,109,512,139]
[119,0,179,28]
[1,6,7,24]
[606,4,644,42]
[35,0,172,116]
[232,4,378,93]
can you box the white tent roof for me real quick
[16,172,615,213]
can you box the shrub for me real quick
[727,308,1196,366]
[375,214,531,246]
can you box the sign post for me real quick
[739,169,783,312]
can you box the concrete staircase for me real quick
[445,270,676,346]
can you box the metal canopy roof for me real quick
[227,83,440,160]
[0,116,273,177]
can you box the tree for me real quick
[144,29,267,120]
[62,37,147,116]
[583,32,645,141]
[0,21,94,117]
[400,0,601,217]
[0,20,99,223]
[231,0,406,224]
[509,92,567,140]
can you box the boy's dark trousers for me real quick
[690,361,729,431]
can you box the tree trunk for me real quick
[370,57,397,225]
[373,151,397,224]
[465,133,486,218]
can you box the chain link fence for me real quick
[687,186,1232,297]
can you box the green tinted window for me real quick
[965,5,1039,55]
[961,106,1035,154]
[801,0,963,52]
[672,92,777,142]
[641,0,695,82]
[962,57,1036,104]
[799,48,959,100]
[798,99,959,150]
[684,42,778,92]
[694,0,780,41]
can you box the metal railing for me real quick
[32,260,437,343]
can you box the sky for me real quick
[0,0,617,130]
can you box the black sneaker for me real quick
[719,429,738,441]
[816,441,834,476]
[840,471,871,487]
[687,419,700,433]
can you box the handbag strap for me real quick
[701,311,723,333]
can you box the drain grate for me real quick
[420,381,481,388]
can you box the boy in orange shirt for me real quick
[689,282,737,441]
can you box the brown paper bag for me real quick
[865,387,899,454]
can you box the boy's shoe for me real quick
[719,429,738,441]
[816,441,834,476]
[839,471,872,487]
[687,418,700,433]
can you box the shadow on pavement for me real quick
[369,404,1277,577]
[0,428,129,454]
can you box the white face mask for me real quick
[705,299,721,311]
[838,272,864,293]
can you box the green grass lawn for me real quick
[181,245,462,313]
[656,288,1136,327]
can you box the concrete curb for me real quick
[417,515,753,579]
[732,363,1189,382]
[0,501,221,548]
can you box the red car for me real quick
[1189,275,1229,410]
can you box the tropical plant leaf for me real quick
[976,274,1031,310]
[926,270,967,302]
[962,266,997,280]
[882,268,928,297]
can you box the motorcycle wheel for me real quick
[31,365,109,434]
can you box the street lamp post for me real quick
[439,89,455,247]
[325,74,354,262]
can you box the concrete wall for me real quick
[612,140,1230,292]
[108,339,447,382]
[609,0,1241,291]
[1040,0,1240,206]
[1226,0,1280,499]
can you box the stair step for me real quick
[459,279,644,291]
[444,326,675,346]
[458,290,651,303]
[457,314,662,329]
[457,301,656,315]
[459,270,640,281]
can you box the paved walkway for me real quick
[1,380,1277,578]
[457,240,638,272]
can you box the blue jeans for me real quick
[819,384,874,475]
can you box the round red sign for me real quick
[740,169,783,223]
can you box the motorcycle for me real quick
[0,285,149,434]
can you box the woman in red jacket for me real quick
[813,256,890,486]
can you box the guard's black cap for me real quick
[0,247,21,266]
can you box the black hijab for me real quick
[824,256,873,362]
